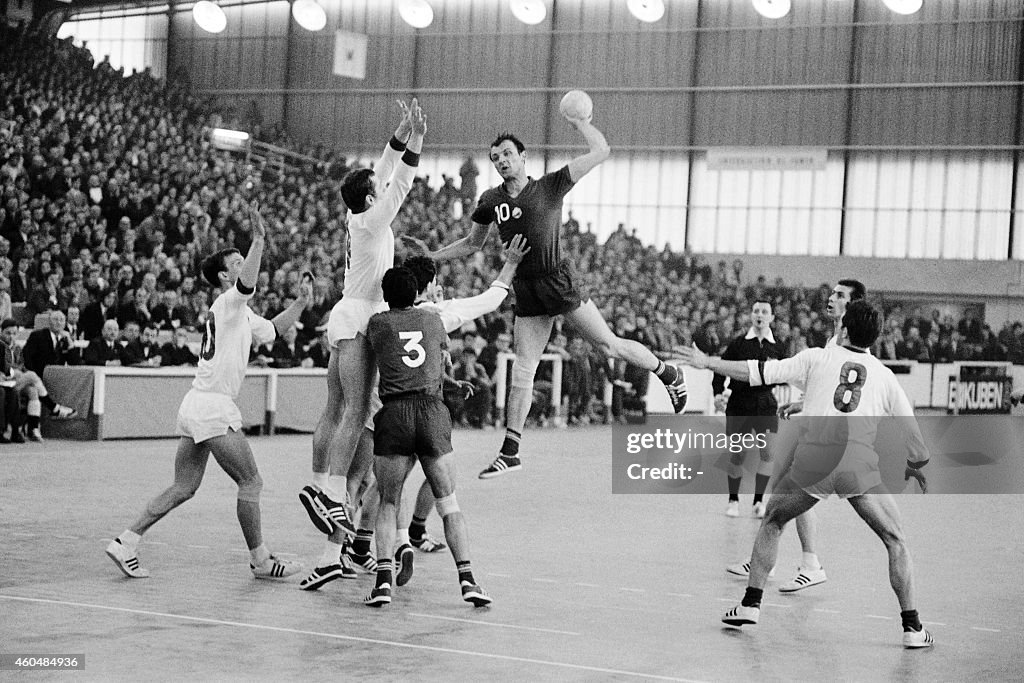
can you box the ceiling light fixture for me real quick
[192,0,227,33]
[627,0,665,23]
[292,0,326,32]
[509,0,546,26]
[398,0,434,29]
[751,0,791,19]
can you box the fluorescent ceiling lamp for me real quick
[751,0,790,19]
[398,0,433,29]
[509,0,546,25]
[192,0,226,33]
[292,0,326,31]
[627,0,665,23]
[210,128,250,152]
[882,0,923,15]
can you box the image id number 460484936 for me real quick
[0,654,85,670]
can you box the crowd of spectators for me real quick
[3,21,1024,435]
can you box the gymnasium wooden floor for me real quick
[1,427,1021,681]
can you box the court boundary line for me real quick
[407,612,580,636]
[0,594,706,682]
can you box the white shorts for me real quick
[327,297,387,345]
[176,389,242,444]
[793,443,881,500]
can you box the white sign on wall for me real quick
[707,147,828,171]
[333,30,368,80]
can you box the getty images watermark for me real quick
[612,415,1024,495]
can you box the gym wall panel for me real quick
[849,1,1021,147]
[692,0,853,148]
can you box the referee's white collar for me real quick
[745,326,776,344]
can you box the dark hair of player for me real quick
[490,132,525,154]
[200,248,240,288]
[381,267,418,309]
[403,255,437,294]
[842,299,882,348]
[837,278,867,302]
[340,168,375,214]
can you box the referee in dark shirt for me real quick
[712,301,785,519]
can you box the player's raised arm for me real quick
[566,118,610,184]
[402,220,490,262]
[239,202,266,290]
[270,278,314,336]
[373,99,425,224]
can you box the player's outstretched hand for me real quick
[399,234,430,255]
[502,234,530,264]
[904,467,928,494]
[409,98,427,136]
[713,394,728,414]
[395,99,412,141]
[778,401,803,420]
[672,343,709,370]
[248,201,266,239]
[456,379,475,399]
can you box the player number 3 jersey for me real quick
[367,307,448,400]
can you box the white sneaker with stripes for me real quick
[722,604,760,626]
[251,555,302,580]
[778,566,827,593]
[903,627,935,649]
[106,539,150,579]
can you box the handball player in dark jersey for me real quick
[405,114,688,480]
[363,266,490,607]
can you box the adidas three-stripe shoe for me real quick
[299,564,345,591]
[364,583,392,607]
[778,566,827,593]
[106,539,150,578]
[722,604,760,626]
[251,555,302,580]
[666,367,689,413]
[903,627,935,649]
[478,454,522,479]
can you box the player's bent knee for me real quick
[511,359,539,389]
[435,493,460,518]
[237,474,263,502]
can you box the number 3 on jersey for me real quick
[833,361,866,412]
[400,331,425,368]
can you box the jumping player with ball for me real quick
[404,90,689,480]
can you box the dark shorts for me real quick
[513,260,585,318]
[726,393,779,435]
[373,395,453,458]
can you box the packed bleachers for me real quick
[3,21,1023,433]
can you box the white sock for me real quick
[250,544,271,565]
[320,541,343,567]
[802,552,821,570]
[397,529,410,547]
[27,399,41,417]
[312,472,329,490]
[325,475,347,503]
[119,529,141,552]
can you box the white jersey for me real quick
[748,345,928,463]
[418,283,510,334]
[342,141,417,302]
[193,284,276,399]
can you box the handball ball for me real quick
[559,90,593,122]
